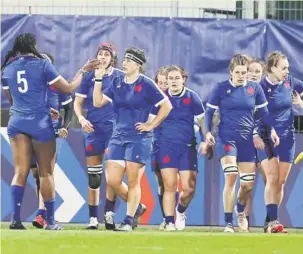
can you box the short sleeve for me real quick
[75,73,91,98]
[102,75,115,103]
[145,78,166,107]
[206,84,222,109]
[1,68,10,90]
[255,84,268,109]
[44,60,61,85]
[191,91,205,118]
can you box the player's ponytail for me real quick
[1,50,17,71]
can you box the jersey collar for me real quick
[168,87,186,97]
[265,76,283,86]
[229,79,247,87]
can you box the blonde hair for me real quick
[166,65,188,86]
[229,54,249,72]
[266,51,287,73]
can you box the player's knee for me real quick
[88,165,103,189]
[164,180,178,192]
[266,172,278,186]
[183,186,196,198]
[240,182,254,193]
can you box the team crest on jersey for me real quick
[247,87,254,95]
[134,84,143,92]
[224,144,232,152]
[284,81,290,88]
[268,88,271,93]
[227,89,231,94]
[86,144,93,152]
[183,97,191,105]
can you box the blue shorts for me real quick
[257,132,295,163]
[107,135,152,165]
[217,137,256,163]
[155,142,198,171]
[8,113,55,143]
[83,127,112,157]
[151,142,160,172]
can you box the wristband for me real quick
[95,78,103,82]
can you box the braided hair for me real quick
[1,33,43,71]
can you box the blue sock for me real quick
[165,216,174,224]
[158,194,165,218]
[124,215,134,226]
[44,200,55,225]
[177,204,187,214]
[104,199,115,213]
[225,213,233,224]
[266,204,278,221]
[89,205,98,218]
[11,185,25,222]
[36,209,46,219]
[175,191,179,207]
[237,202,245,213]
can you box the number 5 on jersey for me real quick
[17,70,28,93]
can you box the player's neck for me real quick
[267,74,280,85]
[105,66,113,75]
[125,72,140,84]
[170,87,184,96]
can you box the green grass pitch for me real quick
[1,223,303,254]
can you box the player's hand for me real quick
[270,129,280,147]
[50,107,60,120]
[292,90,303,105]
[58,128,68,138]
[198,142,208,156]
[82,59,102,72]
[80,117,94,133]
[205,132,215,146]
[253,135,265,150]
[135,122,153,132]
[94,66,106,80]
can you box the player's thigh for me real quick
[125,161,143,186]
[32,133,56,177]
[161,168,179,191]
[9,133,32,176]
[106,160,125,186]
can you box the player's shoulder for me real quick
[247,80,259,88]
[184,87,201,100]
[259,77,268,88]
[212,79,230,94]
[112,68,124,77]
[140,74,157,86]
